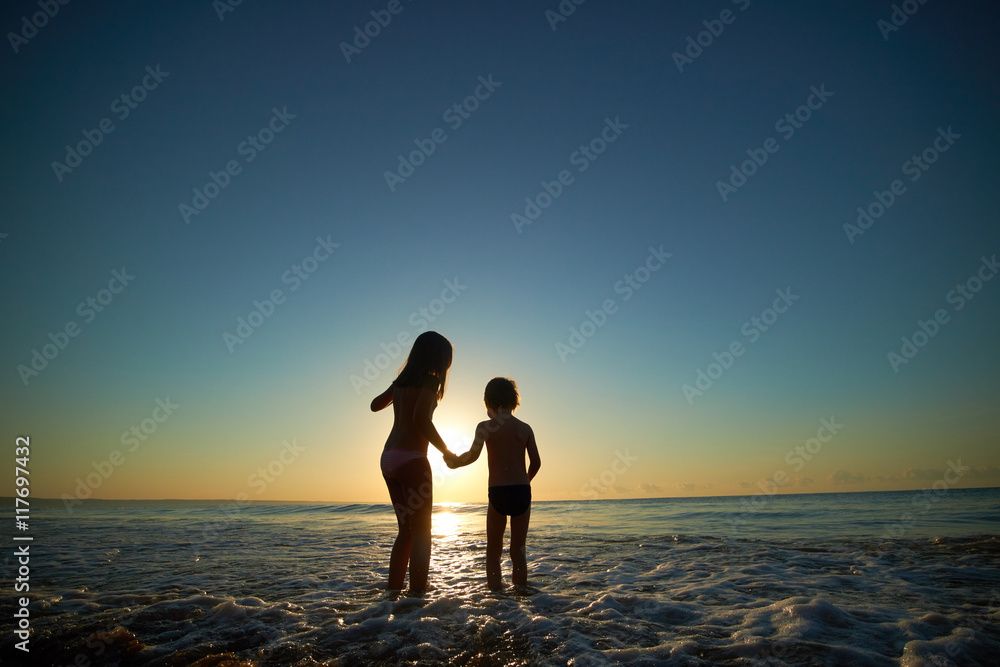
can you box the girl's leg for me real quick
[395,457,433,593]
[384,475,411,590]
[486,503,507,590]
[509,507,531,586]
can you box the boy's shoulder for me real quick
[480,415,532,440]
[476,417,504,436]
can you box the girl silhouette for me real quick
[370,331,457,592]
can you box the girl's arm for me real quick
[413,386,454,458]
[451,423,487,468]
[370,384,394,412]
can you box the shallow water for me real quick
[3,489,999,665]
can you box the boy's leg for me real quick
[396,458,433,593]
[486,502,506,590]
[509,506,531,586]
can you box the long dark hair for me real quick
[394,331,453,400]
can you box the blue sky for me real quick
[2,0,998,503]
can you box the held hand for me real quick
[443,451,459,469]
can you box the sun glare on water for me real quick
[431,502,482,581]
[432,504,463,541]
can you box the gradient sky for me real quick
[2,0,998,504]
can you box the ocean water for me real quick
[3,489,999,666]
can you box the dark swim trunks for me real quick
[488,484,531,517]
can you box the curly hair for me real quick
[484,377,519,410]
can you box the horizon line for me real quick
[14,485,999,505]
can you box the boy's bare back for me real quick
[478,415,537,487]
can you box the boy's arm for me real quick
[526,427,541,481]
[370,384,394,412]
[452,422,488,468]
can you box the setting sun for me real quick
[430,425,490,503]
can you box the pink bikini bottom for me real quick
[380,448,427,478]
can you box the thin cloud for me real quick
[830,470,865,485]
